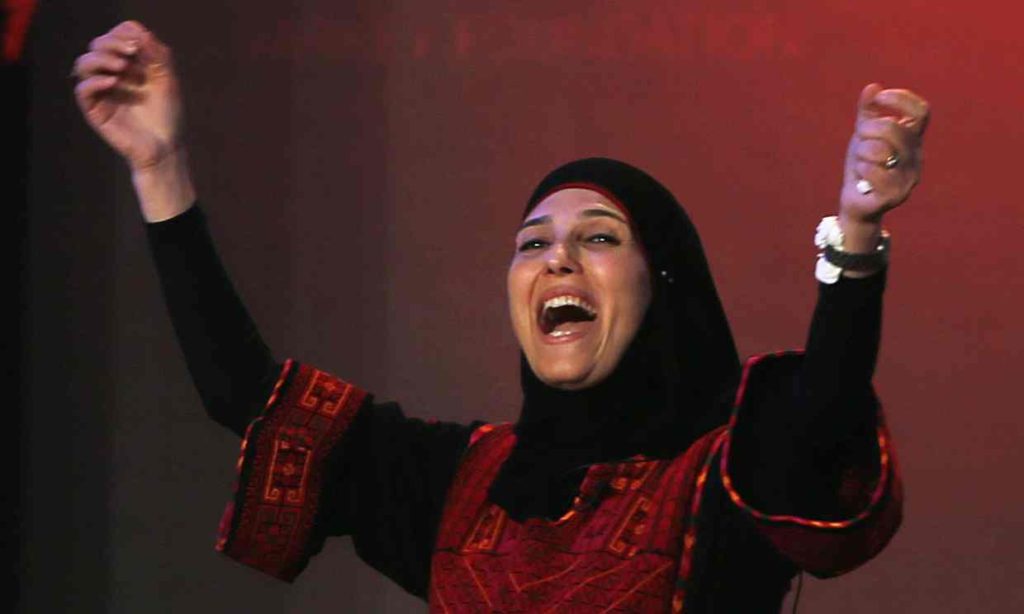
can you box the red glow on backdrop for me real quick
[249,10,807,63]
[1,0,35,63]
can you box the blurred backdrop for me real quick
[17,0,1024,611]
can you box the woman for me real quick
[73,20,928,612]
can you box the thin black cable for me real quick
[791,571,804,614]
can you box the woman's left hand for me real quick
[838,83,930,252]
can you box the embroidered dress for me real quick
[216,353,899,612]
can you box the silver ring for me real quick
[855,179,874,195]
[884,153,900,169]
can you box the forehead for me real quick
[525,187,626,221]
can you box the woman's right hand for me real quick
[73,21,194,221]
[73,21,182,171]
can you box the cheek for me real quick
[627,248,653,306]
[631,269,653,318]
[618,282,651,342]
[506,263,532,330]
[604,257,653,325]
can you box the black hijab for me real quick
[489,158,741,521]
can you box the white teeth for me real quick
[542,295,597,316]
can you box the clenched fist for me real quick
[837,83,930,258]
[73,21,193,221]
[841,84,929,219]
[73,21,182,170]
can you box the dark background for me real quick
[17,0,1024,611]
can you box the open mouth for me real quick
[539,295,598,337]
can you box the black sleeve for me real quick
[146,205,280,436]
[792,271,886,515]
[799,270,886,438]
[322,403,478,597]
[735,271,887,517]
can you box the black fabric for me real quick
[684,454,798,613]
[146,204,474,598]
[147,206,278,436]
[491,158,741,521]
[321,402,479,597]
[745,271,887,517]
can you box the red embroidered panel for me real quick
[431,424,725,613]
[216,360,366,581]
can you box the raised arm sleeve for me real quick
[799,270,886,451]
[719,271,901,577]
[146,205,280,436]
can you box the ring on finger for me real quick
[856,179,874,195]
[884,152,900,170]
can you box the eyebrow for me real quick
[518,208,628,231]
[581,208,628,224]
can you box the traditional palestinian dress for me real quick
[149,159,900,612]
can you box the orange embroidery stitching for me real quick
[542,560,631,613]
[600,560,674,613]
[462,558,493,609]
[463,504,507,552]
[514,558,583,592]
[609,495,653,555]
[299,370,352,417]
[432,583,451,614]
[218,363,366,581]
[673,430,728,612]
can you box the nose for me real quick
[546,241,580,275]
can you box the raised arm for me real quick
[71,24,475,592]
[798,83,930,450]
[73,21,275,432]
[720,84,929,577]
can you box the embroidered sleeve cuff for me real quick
[215,359,367,581]
[719,352,902,577]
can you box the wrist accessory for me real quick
[814,215,890,284]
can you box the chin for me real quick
[532,362,600,390]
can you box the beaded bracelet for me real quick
[814,216,890,284]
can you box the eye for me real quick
[586,233,621,246]
[517,238,548,252]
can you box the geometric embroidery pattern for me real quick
[216,360,366,581]
[431,424,727,613]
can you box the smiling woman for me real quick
[73,19,928,614]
